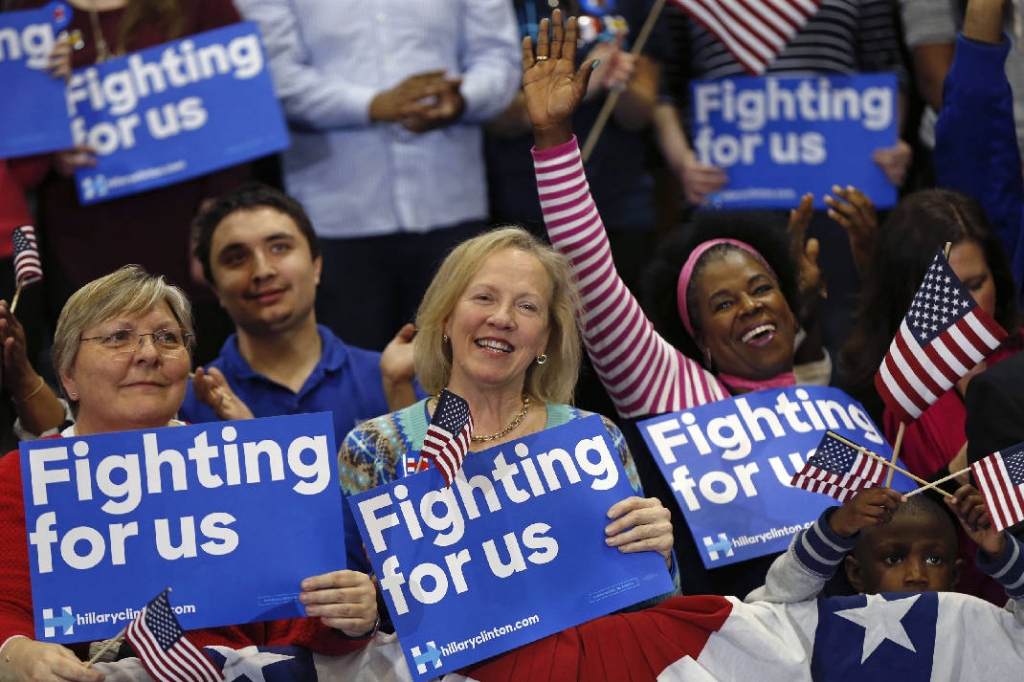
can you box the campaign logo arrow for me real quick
[411,641,442,674]
[42,607,75,637]
[703,533,734,561]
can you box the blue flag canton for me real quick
[998,444,1024,486]
[808,436,864,476]
[12,228,36,257]
[812,593,938,682]
[906,253,974,346]
[431,389,471,435]
[145,593,185,650]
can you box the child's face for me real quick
[844,511,961,594]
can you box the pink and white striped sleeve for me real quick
[532,137,727,419]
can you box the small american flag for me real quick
[12,225,42,289]
[125,589,222,682]
[421,389,474,487]
[791,431,888,502]
[876,249,1007,424]
[972,444,1024,532]
[670,0,822,75]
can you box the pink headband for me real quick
[676,238,779,339]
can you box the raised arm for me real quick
[525,13,726,419]
[934,0,1024,295]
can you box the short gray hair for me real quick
[53,265,195,384]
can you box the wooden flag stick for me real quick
[884,422,906,488]
[9,284,22,315]
[86,626,126,666]
[906,467,971,497]
[580,0,667,162]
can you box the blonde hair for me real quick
[53,265,195,386]
[414,227,582,404]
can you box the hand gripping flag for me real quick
[125,589,223,682]
[972,443,1024,532]
[420,388,474,486]
[12,225,42,289]
[790,431,888,502]
[670,0,822,75]
[876,248,1008,424]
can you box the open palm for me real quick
[522,11,594,133]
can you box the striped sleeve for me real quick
[978,533,1024,602]
[532,137,727,419]
[746,509,855,603]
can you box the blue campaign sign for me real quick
[0,2,74,157]
[690,73,898,210]
[637,387,914,570]
[68,21,288,204]
[349,415,674,680]
[21,413,345,643]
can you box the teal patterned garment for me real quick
[337,399,640,497]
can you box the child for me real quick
[747,485,1024,623]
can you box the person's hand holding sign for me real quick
[299,570,378,638]
[604,496,674,570]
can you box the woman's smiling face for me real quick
[691,249,796,381]
[444,248,552,396]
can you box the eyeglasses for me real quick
[80,328,192,355]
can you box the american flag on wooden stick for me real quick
[125,589,222,682]
[12,225,42,289]
[791,431,888,502]
[875,248,1008,424]
[670,0,822,75]
[421,388,474,487]
[972,444,1024,533]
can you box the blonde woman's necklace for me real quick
[470,396,531,443]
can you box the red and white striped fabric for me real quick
[125,590,222,682]
[446,592,1024,682]
[12,225,42,289]
[533,138,728,420]
[972,445,1024,532]
[670,0,823,75]
[420,389,474,487]
[875,250,1007,424]
[790,432,888,502]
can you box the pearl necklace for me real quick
[471,396,531,443]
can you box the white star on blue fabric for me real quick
[207,645,294,682]
[834,594,919,663]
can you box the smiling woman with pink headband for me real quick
[523,12,840,597]
[524,13,829,421]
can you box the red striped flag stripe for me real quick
[671,0,821,75]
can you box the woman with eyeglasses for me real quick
[0,266,377,682]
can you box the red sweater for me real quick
[0,449,365,656]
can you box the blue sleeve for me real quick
[977,532,1024,602]
[935,33,1024,298]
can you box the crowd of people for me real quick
[4,0,1024,679]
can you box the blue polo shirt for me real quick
[180,325,393,450]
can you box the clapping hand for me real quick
[824,185,877,273]
[192,366,254,421]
